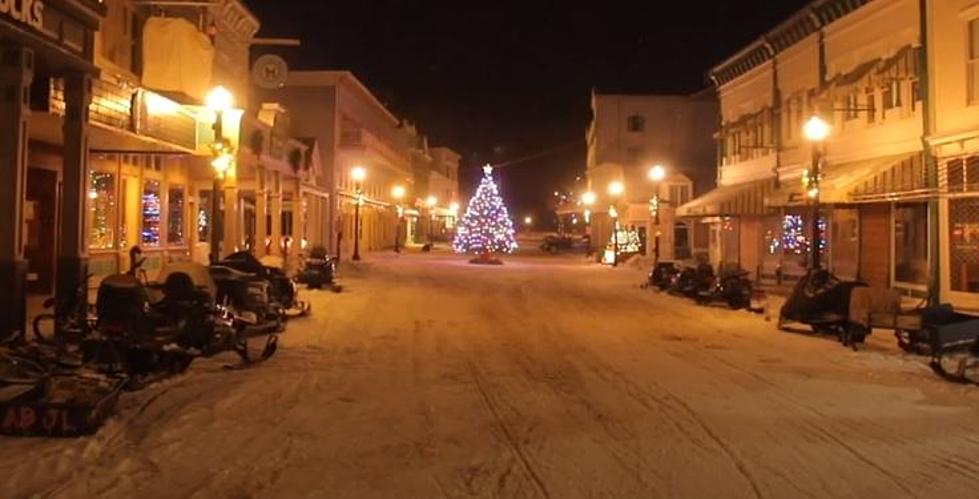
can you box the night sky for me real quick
[247,0,810,225]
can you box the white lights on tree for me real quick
[453,165,518,255]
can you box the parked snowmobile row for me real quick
[646,261,979,386]
[645,261,760,312]
[2,246,339,437]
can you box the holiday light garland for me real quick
[453,165,518,255]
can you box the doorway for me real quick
[25,168,58,295]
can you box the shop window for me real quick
[141,180,162,245]
[969,18,979,104]
[168,186,185,245]
[894,203,928,285]
[88,171,117,250]
[198,191,212,243]
[781,214,827,256]
[949,198,979,292]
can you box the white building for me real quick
[586,90,718,261]
[680,0,928,292]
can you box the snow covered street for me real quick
[4,250,979,498]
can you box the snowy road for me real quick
[4,250,979,498]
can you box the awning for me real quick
[767,152,925,207]
[676,178,775,218]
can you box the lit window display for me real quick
[198,191,212,243]
[88,171,116,250]
[949,198,979,292]
[780,214,827,256]
[168,186,186,245]
[141,180,162,245]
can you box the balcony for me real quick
[45,77,200,153]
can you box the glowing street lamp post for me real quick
[392,185,406,253]
[207,86,234,263]
[608,181,624,267]
[581,191,596,255]
[351,166,367,261]
[803,116,830,270]
[648,164,667,261]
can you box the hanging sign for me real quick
[0,0,44,30]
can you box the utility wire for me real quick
[465,140,582,170]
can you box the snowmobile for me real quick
[778,269,868,347]
[693,266,754,310]
[647,262,680,291]
[297,245,339,291]
[86,263,279,386]
[215,251,311,318]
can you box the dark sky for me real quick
[246,0,810,224]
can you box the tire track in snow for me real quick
[465,356,551,499]
[680,344,923,497]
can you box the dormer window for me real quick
[626,115,645,132]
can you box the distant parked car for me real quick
[540,234,575,253]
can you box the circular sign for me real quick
[252,54,289,89]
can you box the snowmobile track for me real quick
[465,356,551,499]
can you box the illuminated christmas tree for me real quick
[453,165,518,260]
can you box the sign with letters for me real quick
[0,0,44,30]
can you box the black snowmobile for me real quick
[778,269,868,347]
[694,266,754,310]
[214,251,311,318]
[86,262,279,386]
[297,245,340,291]
[647,262,680,291]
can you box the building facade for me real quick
[678,0,942,299]
[269,71,444,259]
[585,91,718,261]
[928,0,979,309]
[1,0,106,338]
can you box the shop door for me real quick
[831,208,859,281]
[859,203,891,288]
[25,168,58,294]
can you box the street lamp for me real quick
[803,115,830,270]
[351,166,367,261]
[581,191,596,255]
[392,184,405,253]
[607,181,624,267]
[426,195,438,246]
[648,164,668,261]
[206,86,234,263]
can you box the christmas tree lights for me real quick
[453,165,518,257]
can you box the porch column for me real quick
[284,179,300,269]
[56,71,92,323]
[221,163,239,257]
[254,166,268,258]
[269,171,282,256]
[0,45,33,340]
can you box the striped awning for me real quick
[677,178,776,218]
[767,152,927,206]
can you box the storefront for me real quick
[1,0,105,338]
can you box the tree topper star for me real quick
[483,164,494,176]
